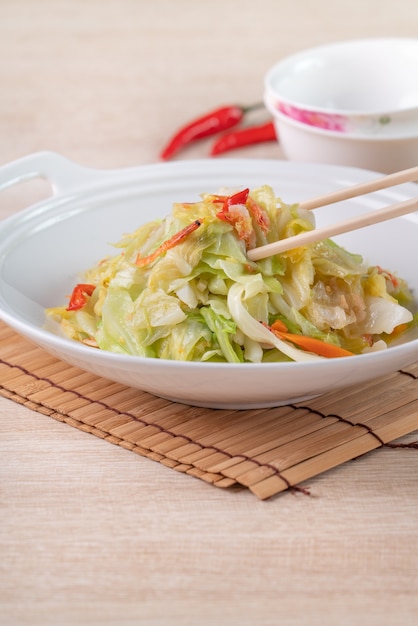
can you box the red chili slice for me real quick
[66,284,96,311]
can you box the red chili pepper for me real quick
[211,188,250,208]
[160,103,263,160]
[224,188,250,209]
[66,283,96,311]
[213,188,250,219]
[210,121,277,156]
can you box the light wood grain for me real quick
[2,322,416,502]
[1,1,418,624]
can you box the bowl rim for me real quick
[264,37,418,118]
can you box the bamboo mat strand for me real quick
[0,322,417,499]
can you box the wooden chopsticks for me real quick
[247,165,418,261]
[297,165,418,211]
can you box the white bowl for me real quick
[265,38,418,134]
[267,106,418,174]
[264,38,418,172]
[0,152,417,409]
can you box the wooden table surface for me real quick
[1,1,418,624]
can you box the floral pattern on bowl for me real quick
[273,101,405,136]
[278,102,349,132]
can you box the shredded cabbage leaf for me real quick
[47,185,416,362]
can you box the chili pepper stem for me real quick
[241,102,265,114]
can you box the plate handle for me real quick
[0,151,119,196]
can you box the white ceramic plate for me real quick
[0,152,417,409]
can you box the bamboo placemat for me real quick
[1,320,417,499]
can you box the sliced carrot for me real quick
[271,319,289,333]
[271,328,354,358]
[390,323,408,337]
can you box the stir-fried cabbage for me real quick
[46,185,416,362]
